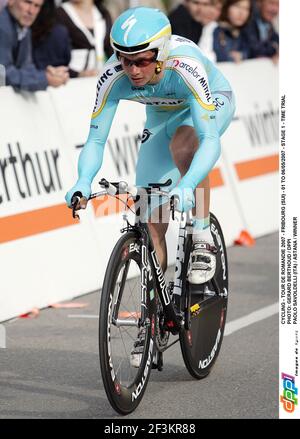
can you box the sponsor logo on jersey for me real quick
[175,36,192,44]
[213,96,225,111]
[201,114,215,122]
[93,68,116,113]
[141,128,152,143]
[98,68,113,88]
[114,64,123,73]
[172,59,211,102]
[133,97,185,106]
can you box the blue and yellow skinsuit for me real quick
[65,35,235,206]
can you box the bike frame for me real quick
[132,210,194,335]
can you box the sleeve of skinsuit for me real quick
[66,62,125,204]
[172,57,221,191]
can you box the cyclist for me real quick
[66,7,235,299]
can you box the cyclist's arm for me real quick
[68,62,125,201]
[174,62,220,191]
[77,99,118,185]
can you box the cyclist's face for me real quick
[119,51,158,86]
[8,0,43,27]
[228,0,251,27]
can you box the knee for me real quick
[147,222,168,244]
[170,126,198,174]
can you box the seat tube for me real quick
[139,228,149,324]
[172,213,187,308]
[172,211,194,309]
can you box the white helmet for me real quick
[110,7,172,62]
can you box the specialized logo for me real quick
[280,373,298,413]
[98,68,113,87]
[141,129,153,143]
[172,59,212,103]
[92,63,124,117]
[93,68,114,113]
[121,14,137,44]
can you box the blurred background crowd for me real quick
[0,0,279,91]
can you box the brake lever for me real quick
[71,196,80,220]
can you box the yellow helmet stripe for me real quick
[142,25,172,44]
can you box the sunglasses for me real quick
[119,55,157,68]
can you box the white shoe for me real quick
[130,327,146,368]
[188,241,217,284]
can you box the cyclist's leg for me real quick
[136,109,181,272]
[169,124,209,220]
[169,91,235,214]
[168,93,235,283]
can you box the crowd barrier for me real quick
[0,59,278,322]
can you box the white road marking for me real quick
[68,303,279,336]
[224,302,278,336]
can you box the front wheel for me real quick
[99,231,156,414]
[179,213,229,379]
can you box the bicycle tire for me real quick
[179,213,229,379]
[99,231,156,414]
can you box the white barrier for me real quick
[218,60,279,238]
[0,59,278,322]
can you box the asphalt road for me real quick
[0,233,278,419]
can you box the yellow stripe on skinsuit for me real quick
[166,67,215,111]
[92,72,126,119]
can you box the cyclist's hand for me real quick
[65,180,91,208]
[169,187,195,212]
[72,194,88,211]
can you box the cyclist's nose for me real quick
[128,64,140,74]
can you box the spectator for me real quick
[32,0,71,70]
[0,0,8,13]
[104,0,167,22]
[0,0,69,90]
[56,0,113,78]
[198,0,224,61]
[168,0,203,44]
[245,0,279,61]
[213,0,252,62]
